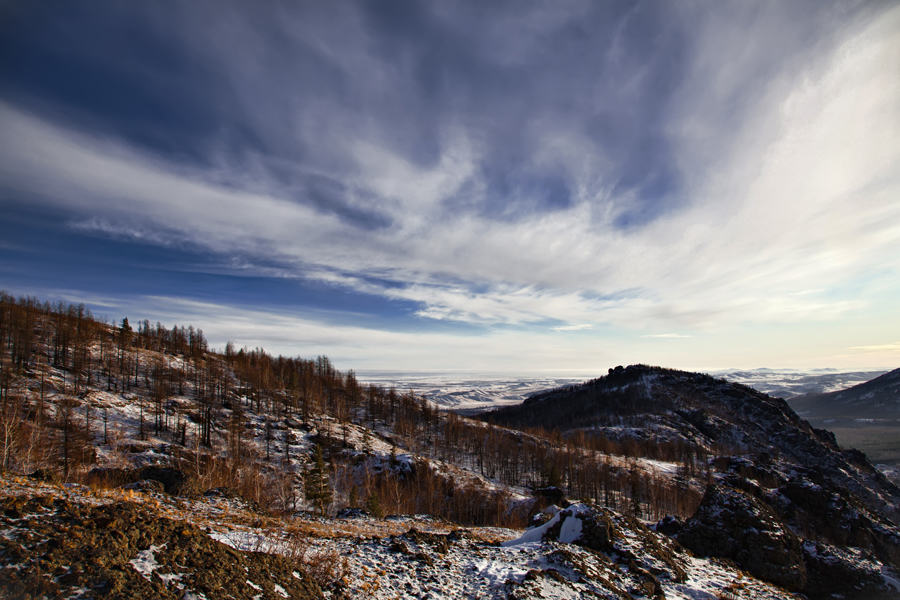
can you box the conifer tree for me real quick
[305,444,332,515]
[365,490,384,518]
[629,466,643,519]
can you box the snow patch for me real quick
[503,503,591,547]
[558,512,583,544]
[129,544,165,581]
[884,566,900,592]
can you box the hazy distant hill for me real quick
[788,368,900,419]
[716,368,889,398]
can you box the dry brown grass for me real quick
[257,525,350,590]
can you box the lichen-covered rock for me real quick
[0,496,323,599]
[678,484,806,591]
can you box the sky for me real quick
[1,0,899,373]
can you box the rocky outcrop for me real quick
[802,541,898,600]
[769,477,900,565]
[678,484,806,591]
[136,465,198,496]
[512,503,689,591]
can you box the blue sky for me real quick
[1,1,899,372]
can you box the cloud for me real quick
[850,342,900,352]
[642,334,691,339]
[1,0,899,358]
[68,218,190,247]
[38,293,615,371]
[552,324,593,332]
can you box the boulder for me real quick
[654,515,683,537]
[119,480,165,494]
[85,467,134,488]
[27,469,59,484]
[801,541,897,600]
[533,486,568,507]
[137,466,196,496]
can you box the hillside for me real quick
[483,364,900,514]
[1,294,899,598]
[786,368,900,467]
[789,368,900,419]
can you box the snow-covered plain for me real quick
[357,370,607,411]
[712,368,889,398]
[356,368,890,413]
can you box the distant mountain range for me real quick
[789,368,900,420]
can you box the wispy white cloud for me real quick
[642,334,691,339]
[59,294,616,371]
[552,324,593,332]
[68,218,190,247]
[850,342,900,352]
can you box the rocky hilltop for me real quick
[0,484,323,599]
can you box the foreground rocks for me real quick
[500,502,792,599]
[677,481,900,599]
[0,493,322,599]
[0,472,889,600]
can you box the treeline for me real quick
[0,292,702,526]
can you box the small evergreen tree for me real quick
[348,484,360,509]
[365,490,384,518]
[629,467,643,519]
[305,444,332,515]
